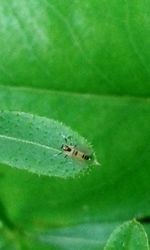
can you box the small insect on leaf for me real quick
[0,111,100,178]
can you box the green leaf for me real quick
[0,111,98,178]
[0,86,149,229]
[36,223,119,250]
[0,0,150,248]
[104,220,149,250]
[0,0,150,97]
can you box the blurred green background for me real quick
[0,0,150,249]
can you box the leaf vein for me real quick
[0,134,60,153]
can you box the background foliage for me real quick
[0,0,150,249]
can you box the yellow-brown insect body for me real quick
[61,144,92,161]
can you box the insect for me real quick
[61,137,93,161]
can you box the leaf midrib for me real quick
[0,85,150,101]
[0,134,60,153]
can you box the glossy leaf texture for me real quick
[0,0,150,97]
[104,220,149,250]
[0,111,96,178]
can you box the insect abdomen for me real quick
[82,154,90,160]
[73,150,90,160]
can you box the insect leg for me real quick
[62,134,69,144]
[54,151,62,157]
[62,134,73,145]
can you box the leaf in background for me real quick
[36,223,119,250]
[0,0,150,97]
[104,220,149,250]
[0,111,97,178]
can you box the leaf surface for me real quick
[0,111,96,178]
[0,0,150,248]
[0,0,150,97]
[104,220,149,250]
[0,86,149,248]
